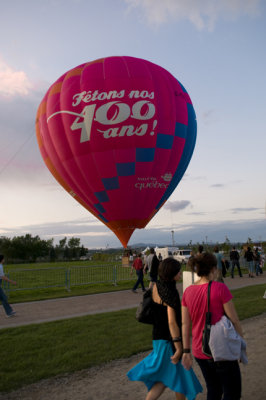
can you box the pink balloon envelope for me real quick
[36,56,197,248]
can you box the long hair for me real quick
[188,253,217,277]
[158,257,181,281]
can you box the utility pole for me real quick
[171,230,175,247]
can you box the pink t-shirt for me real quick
[182,281,232,359]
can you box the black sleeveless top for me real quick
[152,301,172,340]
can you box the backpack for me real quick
[136,289,154,324]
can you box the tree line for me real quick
[0,234,88,263]
[0,233,264,265]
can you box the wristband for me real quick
[183,348,191,353]
[172,336,182,343]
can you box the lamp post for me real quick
[171,230,175,247]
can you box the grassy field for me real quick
[4,261,145,303]
[0,284,266,393]
[6,260,263,303]
[5,280,142,303]
[5,260,118,270]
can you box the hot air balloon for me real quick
[35,56,196,248]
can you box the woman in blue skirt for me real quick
[127,258,202,400]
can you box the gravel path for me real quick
[1,273,265,329]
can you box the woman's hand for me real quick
[181,353,193,370]
[171,344,182,364]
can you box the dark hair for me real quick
[158,257,181,281]
[214,246,219,253]
[0,254,4,263]
[150,248,155,254]
[198,245,204,254]
[189,253,217,277]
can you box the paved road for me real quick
[1,273,265,329]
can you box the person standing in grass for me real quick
[131,253,146,293]
[229,246,242,278]
[254,248,261,276]
[127,258,202,400]
[0,254,17,317]
[213,246,225,282]
[244,247,255,278]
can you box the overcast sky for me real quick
[0,0,265,249]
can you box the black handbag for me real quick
[202,281,213,357]
[136,289,154,324]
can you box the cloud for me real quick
[210,183,225,188]
[0,218,109,235]
[210,180,244,188]
[183,174,206,181]
[0,85,46,182]
[0,59,33,97]
[164,200,191,212]
[0,218,117,248]
[133,218,266,246]
[125,0,261,30]
[230,207,262,214]
[188,212,207,216]
[201,109,216,125]
[1,217,265,249]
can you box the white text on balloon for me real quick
[72,89,154,106]
[70,100,156,142]
[98,123,148,138]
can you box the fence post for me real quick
[65,268,71,291]
[65,268,68,290]
[113,265,117,286]
[5,273,10,297]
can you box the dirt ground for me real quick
[2,273,266,330]
[1,314,265,399]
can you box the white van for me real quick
[155,247,191,264]
[173,249,192,264]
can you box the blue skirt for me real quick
[127,340,202,400]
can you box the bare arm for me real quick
[1,275,16,285]
[223,300,243,337]
[181,305,193,370]
[167,306,182,364]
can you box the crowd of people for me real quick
[129,245,264,293]
[127,244,264,399]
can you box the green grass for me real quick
[231,284,266,319]
[0,309,153,392]
[4,261,150,303]
[6,280,143,303]
[5,261,265,304]
[5,260,117,270]
[0,284,266,393]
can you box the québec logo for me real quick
[161,173,172,182]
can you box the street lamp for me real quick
[171,230,175,247]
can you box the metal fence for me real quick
[3,265,135,293]
[4,258,259,294]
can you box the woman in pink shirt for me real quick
[181,253,243,400]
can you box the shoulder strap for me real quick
[207,281,212,312]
